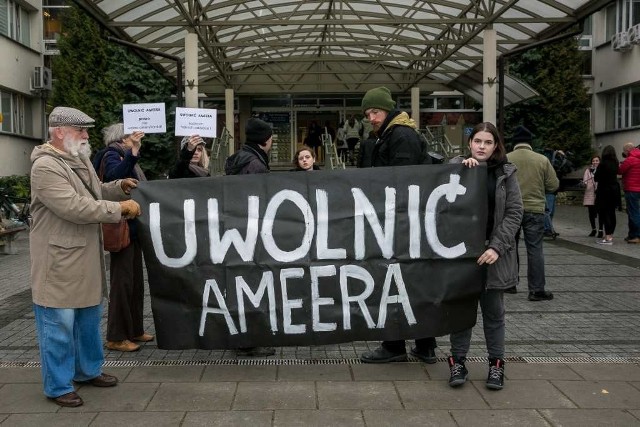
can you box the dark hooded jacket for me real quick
[371,110,431,167]
[224,144,270,175]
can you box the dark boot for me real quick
[486,358,505,390]
[447,356,468,387]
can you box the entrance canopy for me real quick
[75,0,611,102]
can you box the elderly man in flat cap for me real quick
[30,106,141,407]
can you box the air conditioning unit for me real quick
[612,31,632,51]
[31,66,52,91]
[628,24,640,45]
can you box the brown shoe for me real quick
[76,373,118,387]
[133,333,155,342]
[627,237,640,244]
[49,391,83,407]
[106,340,140,352]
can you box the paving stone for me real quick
[147,382,236,411]
[363,409,456,426]
[201,365,277,382]
[552,380,640,409]
[277,364,351,381]
[424,361,492,381]
[274,409,364,426]
[0,367,41,383]
[233,381,316,410]
[395,380,488,409]
[61,382,158,412]
[351,362,427,381]
[450,409,549,426]
[569,364,640,381]
[124,366,204,383]
[182,410,273,427]
[540,408,640,426]
[317,381,402,410]
[506,363,582,380]
[0,412,96,426]
[0,384,57,413]
[90,411,185,426]
[477,379,576,409]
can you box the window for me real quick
[0,0,32,46]
[0,89,32,136]
[605,85,640,131]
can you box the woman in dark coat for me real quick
[447,122,523,390]
[594,145,620,244]
[291,146,320,171]
[169,135,210,178]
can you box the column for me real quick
[225,88,235,155]
[482,28,497,125]
[411,87,420,129]
[184,33,198,108]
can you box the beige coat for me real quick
[30,144,127,308]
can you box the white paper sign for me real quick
[123,103,166,134]
[175,107,217,138]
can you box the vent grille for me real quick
[1,355,638,368]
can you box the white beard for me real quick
[63,134,91,159]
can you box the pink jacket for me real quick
[619,148,640,192]
[582,167,597,206]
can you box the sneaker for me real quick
[596,239,613,245]
[528,291,554,301]
[447,356,468,387]
[486,358,505,390]
[106,340,140,352]
[503,286,517,294]
[597,230,604,238]
[588,229,596,237]
[360,346,407,363]
[236,347,275,357]
[627,237,640,244]
[410,346,437,364]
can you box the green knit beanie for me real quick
[361,87,396,112]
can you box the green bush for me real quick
[0,175,31,199]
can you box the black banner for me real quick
[133,164,487,349]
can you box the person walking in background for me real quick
[507,125,558,302]
[30,107,141,407]
[343,115,363,165]
[335,121,348,162]
[291,146,320,171]
[357,86,436,364]
[92,123,154,352]
[582,155,602,237]
[447,122,523,391]
[619,142,640,244]
[594,145,620,245]
[168,135,210,178]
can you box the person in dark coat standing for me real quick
[357,130,377,168]
[168,135,210,179]
[225,118,273,175]
[223,117,275,357]
[594,145,620,245]
[357,86,436,365]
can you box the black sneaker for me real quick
[597,230,604,238]
[360,346,407,363]
[447,356,468,387]
[486,358,505,390]
[503,286,517,294]
[410,346,437,364]
[588,229,596,237]
[528,291,554,301]
[236,347,276,357]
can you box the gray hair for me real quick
[102,123,129,146]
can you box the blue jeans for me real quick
[544,193,556,234]
[34,304,104,398]
[516,212,547,293]
[625,191,640,239]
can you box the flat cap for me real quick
[48,106,95,128]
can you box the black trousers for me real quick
[382,337,437,354]
[107,239,145,342]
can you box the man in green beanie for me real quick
[359,86,436,364]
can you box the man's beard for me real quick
[63,134,91,159]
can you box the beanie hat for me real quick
[245,118,273,146]
[511,125,534,143]
[180,135,205,150]
[361,87,396,113]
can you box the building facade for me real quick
[0,0,47,177]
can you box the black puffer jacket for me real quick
[371,110,431,167]
[224,144,270,175]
